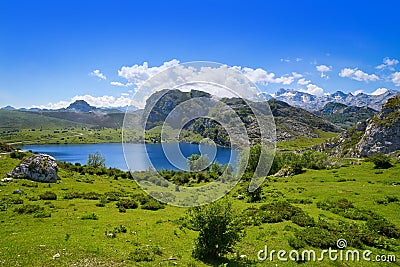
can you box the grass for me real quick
[0,127,143,145]
[0,155,399,266]
[277,130,339,150]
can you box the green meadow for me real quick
[0,153,399,266]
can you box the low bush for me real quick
[81,213,98,220]
[141,199,165,210]
[116,199,138,210]
[368,153,393,169]
[14,204,43,214]
[39,191,57,200]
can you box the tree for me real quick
[187,200,244,259]
[369,153,393,169]
[187,154,210,172]
[86,151,106,168]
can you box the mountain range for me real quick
[262,88,399,111]
[3,89,398,113]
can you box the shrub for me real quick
[82,192,101,200]
[367,218,400,238]
[368,153,393,169]
[14,204,43,214]
[86,151,106,168]
[141,199,165,210]
[291,212,315,227]
[116,199,138,210]
[10,151,28,160]
[39,191,57,200]
[296,227,338,249]
[81,213,98,220]
[33,211,51,218]
[187,199,244,259]
[63,191,82,199]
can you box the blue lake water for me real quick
[22,143,239,171]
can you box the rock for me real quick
[13,189,23,194]
[274,164,301,177]
[7,154,59,183]
[1,177,13,182]
[52,253,60,259]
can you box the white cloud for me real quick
[118,59,180,88]
[339,68,379,82]
[280,58,290,63]
[89,69,106,80]
[295,58,303,62]
[32,95,134,109]
[316,65,332,79]
[370,88,388,95]
[237,67,302,86]
[376,57,399,70]
[110,81,133,87]
[392,72,400,86]
[316,65,331,72]
[299,83,324,96]
[297,78,311,85]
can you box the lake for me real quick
[22,143,239,171]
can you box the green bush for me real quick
[63,191,82,199]
[367,218,400,238]
[14,204,43,214]
[291,212,315,227]
[368,153,393,169]
[81,213,98,220]
[116,199,138,210]
[10,151,28,160]
[86,151,106,168]
[141,199,165,210]
[187,199,244,259]
[39,191,57,200]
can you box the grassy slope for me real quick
[0,155,399,266]
[0,110,83,130]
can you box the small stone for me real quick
[53,253,60,259]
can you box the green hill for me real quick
[0,110,84,130]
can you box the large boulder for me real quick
[7,154,59,183]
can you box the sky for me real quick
[1,0,400,108]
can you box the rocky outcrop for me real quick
[316,95,400,157]
[356,96,400,156]
[7,154,59,183]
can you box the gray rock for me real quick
[7,154,59,183]
[13,188,23,194]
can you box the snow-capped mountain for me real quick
[265,88,400,111]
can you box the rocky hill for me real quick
[315,102,377,129]
[270,88,399,111]
[143,89,341,146]
[315,95,400,157]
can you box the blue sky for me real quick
[1,0,400,108]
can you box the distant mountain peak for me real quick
[66,100,96,113]
[1,105,16,110]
